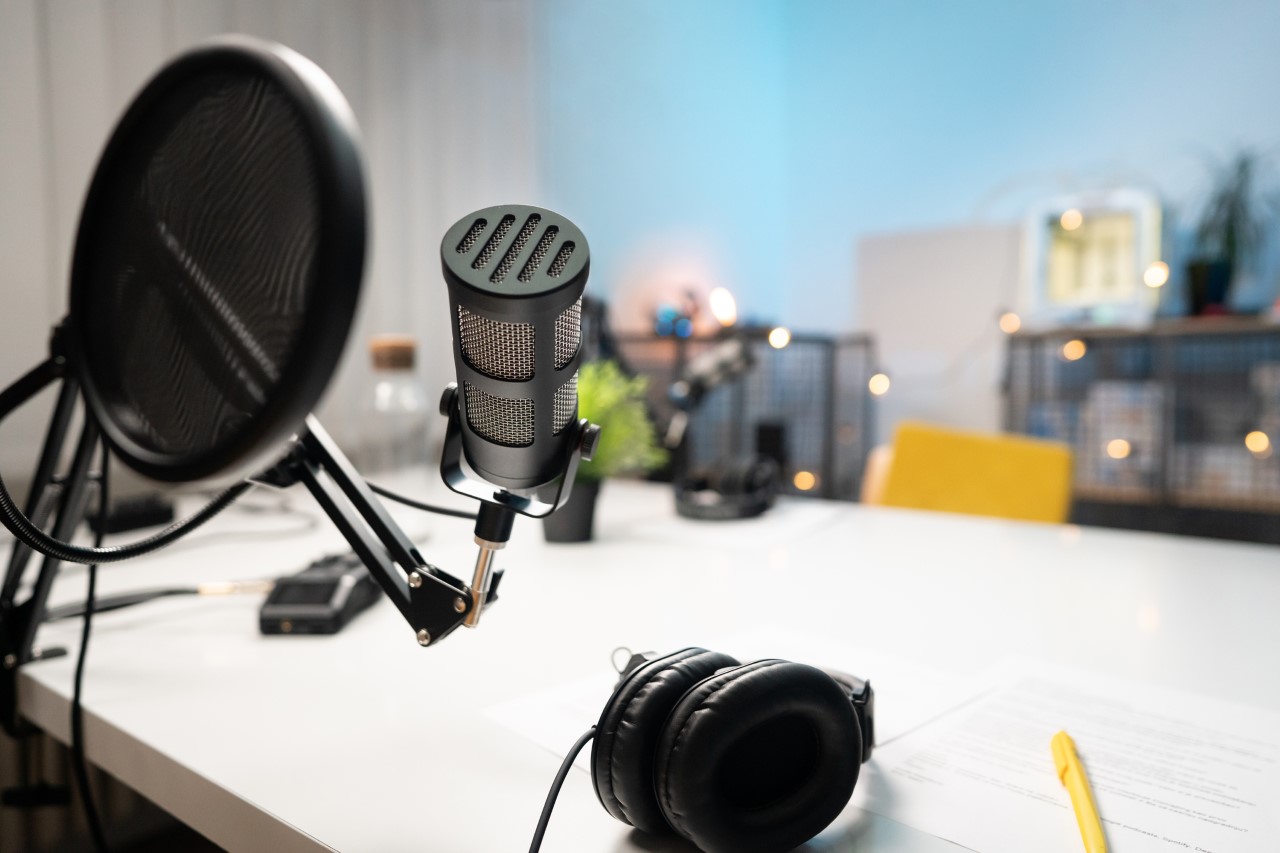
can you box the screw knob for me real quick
[580,422,602,461]
[439,383,459,417]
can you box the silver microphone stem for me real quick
[464,536,505,628]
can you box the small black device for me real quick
[674,457,779,520]
[259,552,381,636]
[86,494,176,535]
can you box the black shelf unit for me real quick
[613,332,878,501]
[1004,319,1280,544]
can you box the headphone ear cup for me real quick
[591,648,740,834]
[653,660,862,853]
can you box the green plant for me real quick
[1194,150,1271,266]
[575,360,667,483]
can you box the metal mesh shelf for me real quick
[614,332,877,500]
[1004,319,1280,543]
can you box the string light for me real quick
[998,312,1022,334]
[768,327,791,349]
[793,471,817,491]
[868,373,891,396]
[1061,339,1087,361]
[1106,439,1131,460]
[708,287,737,326]
[1060,209,1084,231]
[1245,430,1271,456]
[1143,261,1169,288]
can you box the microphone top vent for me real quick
[442,204,588,299]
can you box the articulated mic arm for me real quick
[261,416,495,647]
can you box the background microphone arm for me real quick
[263,416,481,647]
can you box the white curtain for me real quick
[0,0,538,478]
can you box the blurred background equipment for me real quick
[616,329,878,502]
[1004,321,1280,543]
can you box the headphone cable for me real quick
[528,726,596,853]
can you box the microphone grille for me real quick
[548,242,576,278]
[554,298,583,370]
[457,306,535,381]
[472,214,516,269]
[553,372,578,435]
[455,218,488,255]
[463,381,534,447]
[518,227,560,282]
[491,214,542,283]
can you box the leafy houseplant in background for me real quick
[543,360,667,542]
[1187,150,1271,315]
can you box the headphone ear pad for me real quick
[654,660,862,853]
[591,648,740,834]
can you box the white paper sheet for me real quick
[854,661,1280,853]
[485,629,976,773]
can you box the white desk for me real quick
[14,479,1280,851]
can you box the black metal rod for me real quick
[821,340,837,499]
[15,419,101,666]
[300,416,423,572]
[0,358,62,425]
[295,458,411,611]
[1,379,79,609]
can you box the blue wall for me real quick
[537,1,1280,332]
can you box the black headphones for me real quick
[590,648,875,853]
[674,457,780,521]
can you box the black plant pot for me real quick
[542,481,601,543]
[1187,259,1233,316]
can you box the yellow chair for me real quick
[865,421,1073,524]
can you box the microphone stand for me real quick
[0,327,102,738]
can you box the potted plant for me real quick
[1187,150,1270,315]
[543,360,667,542]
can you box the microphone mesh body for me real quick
[555,299,582,370]
[462,382,535,446]
[553,372,578,436]
[457,306,534,381]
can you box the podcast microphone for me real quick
[439,204,596,492]
[436,205,600,626]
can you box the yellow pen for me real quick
[1051,730,1108,853]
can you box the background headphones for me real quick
[674,457,780,521]
[590,647,875,853]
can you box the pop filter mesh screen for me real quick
[77,66,320,463]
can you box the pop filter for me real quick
[2,37,372,716]
[68,35,365,482]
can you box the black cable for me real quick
[71,438,110,852]
[44,587,199,622]
[528,727,596,853]
[0,468,252,564]
[366,481,477,520]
